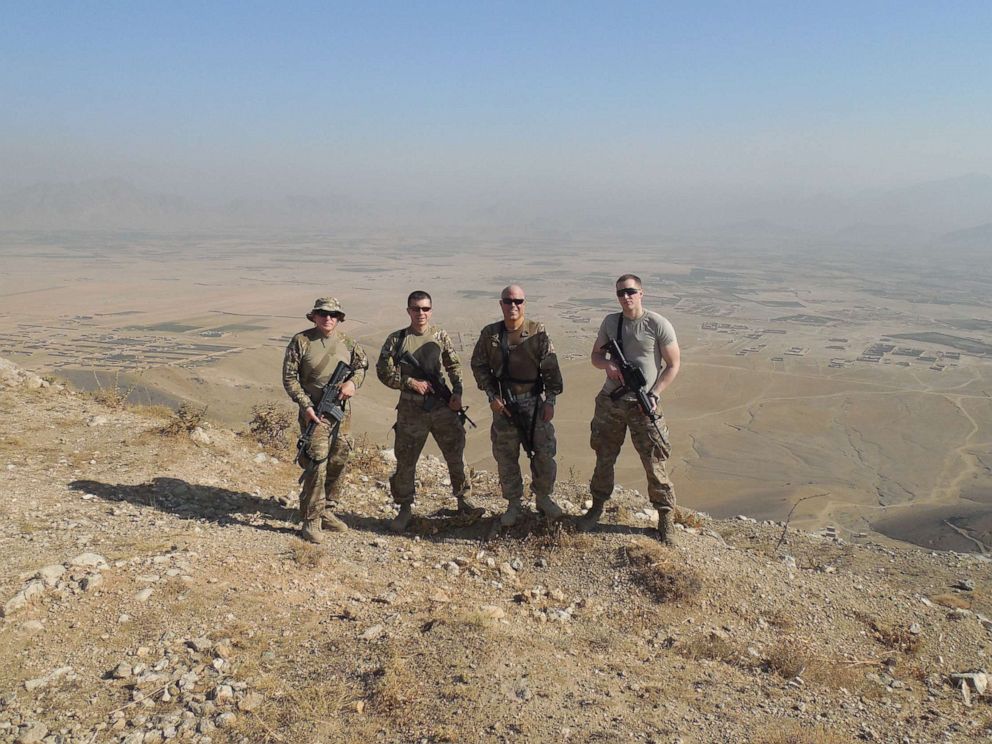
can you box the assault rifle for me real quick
[399,351,476,429]
[295,361,356,473]
[601,337,665,440]
[497,381,538,460]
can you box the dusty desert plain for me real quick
[2,229,991,553]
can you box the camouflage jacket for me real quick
[376,324,464,396]
[282,327,368,412]
[470,319,563,403]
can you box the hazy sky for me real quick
[2,1,991,205]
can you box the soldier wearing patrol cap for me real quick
[470,284,564,527]
[376,290,484,532]
[283,297,368,543]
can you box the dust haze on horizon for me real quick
[1,3,991,243]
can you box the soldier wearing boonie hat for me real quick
[283,297,368,543]
[306,297,346,321]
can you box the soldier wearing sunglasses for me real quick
[283,297,368,543]
[579,274,682,544]
[377,290,484,532]
[471,285,564,527]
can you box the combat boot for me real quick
[535,493,564,521]
[499,498,525,527]
[390,503,413,533]
[300,519,323,544]
[577,499,606,532]
[657,508,676,546]
[456,496,485,519]
[321,511,349,532]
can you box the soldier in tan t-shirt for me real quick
[579,274,682,544]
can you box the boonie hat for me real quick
[306,297,346,321]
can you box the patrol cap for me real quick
[306,297,346,321]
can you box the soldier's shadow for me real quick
[335,507,497,541]
[69,477,298,535]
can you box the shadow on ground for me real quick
[69,477,298,535]
[362,506,655,545]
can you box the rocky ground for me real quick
[1,357,992,744]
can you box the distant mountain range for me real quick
[0,174,990,250]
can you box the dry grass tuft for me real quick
[238,677,356,742]
[767,609,797,630]
[161,402,208,436]
[289,540,324,568]
[129,403,173,420]
[803,657,874,691]
[681,633,752,668]
[526,522,596,553]
[753,722,846,744]
[364,648,421,715]
[623,540,702,603]
[931,593,971,610]
[765,641,810,679]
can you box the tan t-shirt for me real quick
[595,310,677,398]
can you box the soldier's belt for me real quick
[506,389,540,401]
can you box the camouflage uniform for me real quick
[283,325,368,526]
[589,395,674,508]
[470,319,563,503]
[377,325,470,505]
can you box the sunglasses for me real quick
[501,298,525,306]
[313,310,340,318]
[408,305,432,313]
[616,288,640,297]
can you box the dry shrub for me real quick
[247,403,293,450]
[161,402,208,436]
[348,434,395,480]
[90,370,137,409]
[932,593,972,610]
[289,540,324,568]
[674,507,705,529]
[874,623,922,654]
[766,641,810,679]
[754,722,846,744]
[624,540,701,603]
[854,611,923,654]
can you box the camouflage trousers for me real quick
[390,397,471,505]
[297,411,352,523]
[589,393,675,509]
[491,396,557,502]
